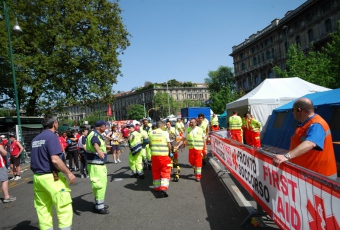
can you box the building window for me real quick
[271,48,275,59]
[253,57,257,66]
[295,35,301,47]
[258,55,261,63]
[262,53,264,62]
[308,29,314,44]
[325,19,332,33]
[266,51,270,60]
[239,53,244,60]
[241,63,245,70]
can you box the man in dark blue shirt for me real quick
[31,116,76,230]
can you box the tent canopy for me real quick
[262,88,340,162]
[226,77,330,135]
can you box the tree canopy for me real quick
[204,66,241,114]
[0,0,130,116]
[273,21,340,89]
[126,104,145,120]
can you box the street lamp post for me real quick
[0,1,23,140]
[166,83,170,116]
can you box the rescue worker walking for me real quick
[149,121,172,197]
[127,124,144,179]
[31,116,76,230]
[141,119,152,169]
[197,114,209,163]
[228,111,243,143]
[177,118,206,182]
[165,120,180,182]
[86,120,109,214]
[175,118,185,136]
[138,123,150,170]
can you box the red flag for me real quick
[107,104,112,116]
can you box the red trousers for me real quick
[151,156,171,191]
[244,130,252,146]
[230,129,243,143]
[211,125,219,131]
[251,131,261,148]
[189,148,203,179]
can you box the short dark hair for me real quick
[157,121,164,128]
[79,128,88,134]
[198,113,205,118]
[42,116,57,129]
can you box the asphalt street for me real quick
[1,146,279,230]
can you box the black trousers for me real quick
[79,151,88,175]
[68,150,79,169]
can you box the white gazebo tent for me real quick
[226,77,330,136]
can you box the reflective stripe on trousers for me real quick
[188,148,203,179]
[33,173,73,230]
[151,156,171,191]
[87,164,107,210]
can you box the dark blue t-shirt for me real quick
[30,130,62,174]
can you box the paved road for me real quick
[1,146,279,230]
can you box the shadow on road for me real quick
[2,220,39,230]
[72,192,94,216]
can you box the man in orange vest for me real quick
[272,98,337,180]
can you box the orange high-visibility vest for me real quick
[289,114,337,177]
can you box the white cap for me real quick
[0,135,5,138]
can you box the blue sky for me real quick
[115,0,306,92]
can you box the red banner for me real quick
[107,104,112,117]
[211,130,340,230]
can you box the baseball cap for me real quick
[127,124,134,128]
[0,135,5,138]
[9,133,16,138]
[95,120,106,127]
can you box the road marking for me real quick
[8,177,31,189]
[231,185,255,213]
[209,157,255,214]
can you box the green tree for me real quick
[204,66,237,113]
[167,79,181,87]
[273,21,340,89]
[273,45,332,87]
[126,104,144,120]
[153,91,175,117]
[0,0,130,115]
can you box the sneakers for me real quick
[3,196,16,203]
[10,177,16,181]
[114,160,117,164]
[14,176,21,180]
[195,178,201,182]
[117,159,121,163]
[81,174,89,178]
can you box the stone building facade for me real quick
[59,83,210,121]
[230,0,340,92]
